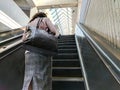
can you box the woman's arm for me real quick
[45,18,59,37]
[21,27,28,41]
[22,30,27,41]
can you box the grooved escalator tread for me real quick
[53,61,80,67]
[58,48,77,53]
[53,53,78,59]
[52,81,85,90]
[52,69,82,77]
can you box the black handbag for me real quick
[23,18,58,54]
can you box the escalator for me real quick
[0,33,120,90]
[52,35,85,90]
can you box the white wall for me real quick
[80,0,120,48]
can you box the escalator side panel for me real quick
[77,37,120,90]
[0,47,25,90]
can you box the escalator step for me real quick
[53,53,78,59]
[58,48,77,53]
[58,40,75,43]
[58,42,75,45]
[52,69,82,77]
[58,38,74,40]
[58,45,76,49]
[53,67,81,69]
[52,77,84,82]
[58,41,75,44]
[53,61,80,67]
[52,81,85,90]
[52,59,79,61]
[58,35,74,39]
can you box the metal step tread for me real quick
[58,49,77,51]
[58,47,76,49]
[53,54,78,59]
[58,44,76,48]
[58,38,75,40]
[58,41,75,43]
[52,67,81,69]
[58,40,75,42]
[58,43,76,45]
[52,81,85,90]
[58,48,77,51]
[58,42,75,45]
[58,51,77,53]
[57,53,78,55]
[52,69,82,77]
[52,77,84,82]
[53,61,80,67]
[52,59,79,61]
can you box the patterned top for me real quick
[28,17,58,37]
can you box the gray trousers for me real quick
[22,51,52,90]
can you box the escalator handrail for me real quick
[0,34,22,44]
[78,24,120,83]
[0,45,22,60]
[0,27,25,60]
[75,35,90,90]
[0,26,25,34]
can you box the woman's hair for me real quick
[29,12,47,22]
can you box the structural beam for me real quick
[76,0,82,23]
[72,7,78,34]
[26,0,36,7]
[0,0,29,29]
[30,7,38,19]
[32,0,78,9]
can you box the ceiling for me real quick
[1,0,80,35]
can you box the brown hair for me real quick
[29,12,47,22]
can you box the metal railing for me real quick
[77,24,120,84]
[0,27,24,59]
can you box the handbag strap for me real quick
[25,18,42,33]
[36,18,42,29]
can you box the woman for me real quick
[22,12,58,90]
